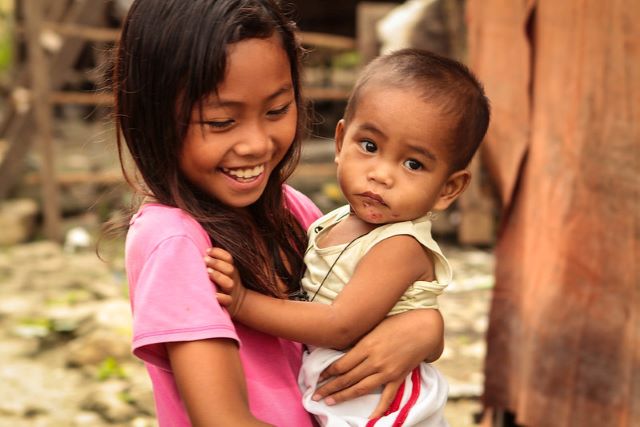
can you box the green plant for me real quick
[97,356,127,381]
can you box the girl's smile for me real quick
[221,164,265,182]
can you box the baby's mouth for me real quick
[360,191,387,206]
[221,164,265,182]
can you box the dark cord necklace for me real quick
[307,231,369,302]
[288,208,371,302]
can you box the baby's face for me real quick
[334,85,457,225]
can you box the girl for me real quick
[207,49,491,426]
[116,1,445,426]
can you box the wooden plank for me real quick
[23,170,123,186]
[50,91,112,105]
[299,31,356,50]
[43,22,120,42]
[290,162,336,180]
[304,86,351,101]
[24,0,61,240]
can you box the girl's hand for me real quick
[205,248,247,317]
[312,308,444,419]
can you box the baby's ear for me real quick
[334,119,346,163]
[433,170,471,211]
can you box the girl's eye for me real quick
[359,140,377,153]
[404,159,423,171]
[204,119,235,130]
[267,102,291,118]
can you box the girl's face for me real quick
[180,35,297,208]
[334,84,466,225]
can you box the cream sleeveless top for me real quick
[301,205,451,315]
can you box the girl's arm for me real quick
[167,339,271,427]
[208,234,434,349]
[312,308,444,417]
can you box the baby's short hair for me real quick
[344,49,490,171]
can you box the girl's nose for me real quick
[234,122,273,158]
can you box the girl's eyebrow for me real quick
[204,84,294,108]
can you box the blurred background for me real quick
[0,1,636,426]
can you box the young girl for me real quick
[116,1,446,426]
[207,49,491,426]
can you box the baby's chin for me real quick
[353,206,392,225]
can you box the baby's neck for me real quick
[316,212,380,248]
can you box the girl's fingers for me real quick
[313,357,369,401]
[318,350,367,382]
[316,374,386,407]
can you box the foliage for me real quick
[97,356,127,381]
[0,0,12,74]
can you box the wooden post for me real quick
[356,2,397,64]
[0,0,107,199]
[24,0,61,241]
[458,154,496,245]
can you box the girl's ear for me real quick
[334,119,346,163]
[433,170,471,211]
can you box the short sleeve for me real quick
[131,235,239,370]
[283,185,322,230]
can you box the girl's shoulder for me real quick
[126,203,211,254]
[283,185,322,229]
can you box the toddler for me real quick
[208,48,490,426]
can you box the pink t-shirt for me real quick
[125,186,322,426]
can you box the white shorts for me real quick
[299,347,449,427]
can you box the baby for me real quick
[208,48,490,426]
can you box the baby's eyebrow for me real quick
[357,122,386,138]
[405,143,437,162]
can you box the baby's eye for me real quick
[404,159,423,171]
[359,140,377,153]
[267,102,292,118]
[203,119,235,130]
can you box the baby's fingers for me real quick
[216,293,233,307]
[207,247,234,263]
[204,255,235,277]
[208,268,235,293]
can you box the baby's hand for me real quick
[205,248,246,317]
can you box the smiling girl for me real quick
[115,1,447,426]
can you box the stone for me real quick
[81,380,137,423]
[0,199,38,245]
[66,329,131,367]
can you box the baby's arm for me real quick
[207,235,434,350]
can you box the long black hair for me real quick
[114,0,308,297]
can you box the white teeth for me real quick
[222,165,264,180]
